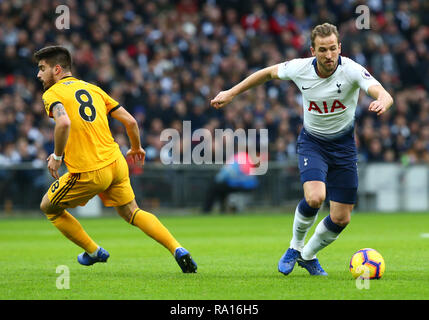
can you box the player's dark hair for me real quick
[34,46,72,71]
[311,23,340,48]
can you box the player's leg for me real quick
[41,172,110,266]
[301,200,353,260]
[290,181,325,251]
[278,152,327,275]
[40,192,98,253]
[115,199,182,254]
[278,181,325,275]
[40,180,98,253]
[102,156,197,272]
[299,165,358,275]
[329,200,353,227]
[114,199,197,273]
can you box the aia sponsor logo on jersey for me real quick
[308,100,346,114]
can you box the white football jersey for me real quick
[277,56,380,140]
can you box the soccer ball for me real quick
[349,248,385,279]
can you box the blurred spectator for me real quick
[202,152,259,213]
[367,138,384,162]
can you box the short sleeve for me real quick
[277,58,308,81]
[95,86,120,115]
[346,61,381,94]
[42,90,62,118]
[277,60,295,80]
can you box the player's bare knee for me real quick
[306,195,325,208]
[121,211,133,223]
[331,215,350,227]
[40,194,64,216]
[40,195,50,213]
[116,199,138,224]
[116,207,132,222]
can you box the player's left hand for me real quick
[47,154,62,180]
[368,100,388,116]
[127,147,146,166]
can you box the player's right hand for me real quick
[126,147,146,166]
[47,154,62,180]
[210,90,234,109]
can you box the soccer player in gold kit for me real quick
[35,46,197,272]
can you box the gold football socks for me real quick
[130,208,181,254]
[47,210,99,254]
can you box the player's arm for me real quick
[367,84,394,116]
[211,64,281,109]
[48,103,71,179]
[110,106,145,165]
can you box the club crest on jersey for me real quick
[336,83,342,93]
[308,100,346,114]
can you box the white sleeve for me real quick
[346,61,381,94]
[277,59,300,81]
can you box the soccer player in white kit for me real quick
[210,23,393,276]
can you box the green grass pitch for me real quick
[1,212,429,300]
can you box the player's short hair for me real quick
[311,23,340,48]
[34,46,72,71]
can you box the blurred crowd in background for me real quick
[0,0,428,172]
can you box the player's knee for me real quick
[40,203,63,221]
[115,200,139,224]
[40,197,49,213]
[40,195,64,219]
[123,211,134,224]
[305,194,325,209]
[331,215,350,227]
